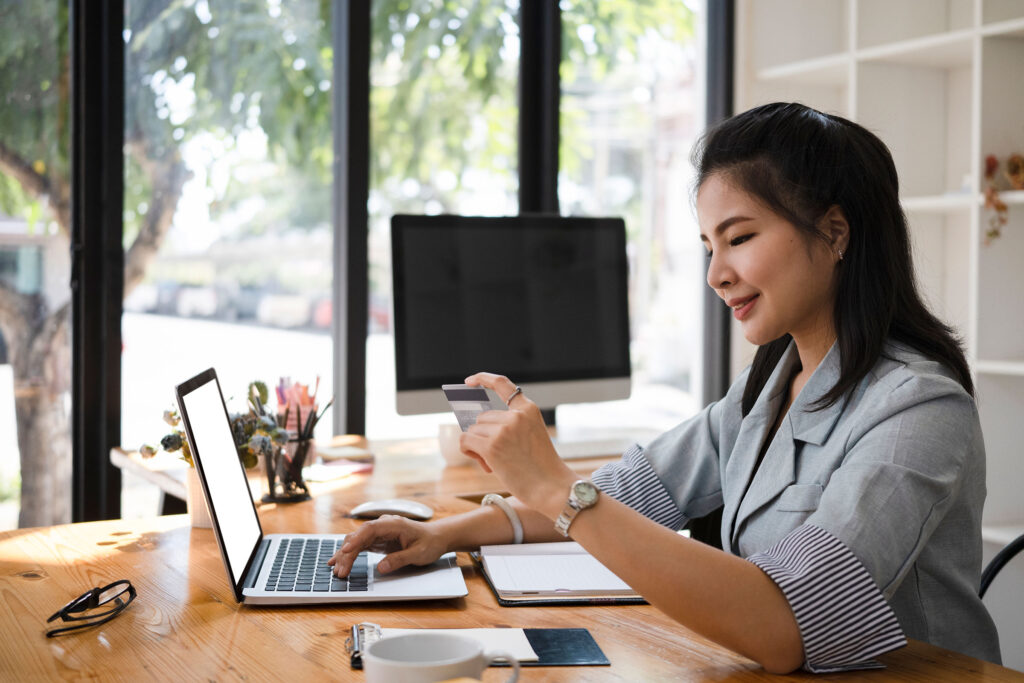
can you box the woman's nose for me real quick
[706,252,734,291]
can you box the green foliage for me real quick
[369,0,519,213]
[0,175,44,232]
[3,0,696,259]
[561,0,695,84]
[0,2,70,221]
[248,380,269,406]
[0,472,20,503]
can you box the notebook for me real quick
[174,367,468,605]
[472,542,645,606]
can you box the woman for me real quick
[328,103,1001,673]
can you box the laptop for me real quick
[174,368,468,605]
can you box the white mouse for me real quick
[349,498,434,521]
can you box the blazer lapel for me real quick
[730,342,845,549]
[720,341,799,553]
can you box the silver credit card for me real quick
[441,384,504,431]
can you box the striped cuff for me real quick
[748,524,907,673]
[591,445,684,529]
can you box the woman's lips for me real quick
[729,294,759,321]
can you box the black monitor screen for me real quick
[391,214,631,390]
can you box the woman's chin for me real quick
[741,325,776,348]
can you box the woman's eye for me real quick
[729,234,752,247]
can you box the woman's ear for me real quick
[818,205,850,258]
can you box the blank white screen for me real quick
[180,379,261,586]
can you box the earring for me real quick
[837,249,844,261]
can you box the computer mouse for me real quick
[349,498,434,521]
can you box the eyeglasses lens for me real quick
[96,583,129,607]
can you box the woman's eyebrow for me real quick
[699,215,754,242]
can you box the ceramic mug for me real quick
[438,423,475,467]
[363,632,519,683]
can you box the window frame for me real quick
[71,0,732,521]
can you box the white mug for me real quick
[438,423,475,467]
[363,632,520,683]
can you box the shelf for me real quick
[858,29,974,68]
[982,524,1024,547]
[994,190,1024,205]
[757,53,849,86]
[981,16,1024,37]
[902,191,1024,212]
[976,360,1024,376]
[901,193,974,212]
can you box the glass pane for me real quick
[0,3,72,529]
[121,1,334,518]
[560,0,705,433]
[366,1,520,438]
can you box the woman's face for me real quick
[696,174,840,348]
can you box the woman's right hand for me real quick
[327,515,450,576]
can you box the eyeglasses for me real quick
[46,579,136,637]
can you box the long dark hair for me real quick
[691,102,973,416]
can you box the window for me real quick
[0,3,73,530]
[61,2,715,522]
[121,1,335,516]
[559,1,705,433]
[365,1,706,438]
[365,1,520,437]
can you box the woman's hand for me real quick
[461,373,577,518]
[327,516,449,576]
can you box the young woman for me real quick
[328,102,1001,673]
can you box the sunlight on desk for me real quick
[1,460,1021,680]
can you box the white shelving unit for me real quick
[736,0,1024,669]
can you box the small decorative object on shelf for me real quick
[983,153,1024,245]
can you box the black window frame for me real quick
[71,0,732,521]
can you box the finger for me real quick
[464,372,520,403]
[331,518,402,575]
[472,409,519,425]
[377,547,419,574]
[465,449,492,473]
[460,432,496,470]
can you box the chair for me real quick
[979,532,1024,599]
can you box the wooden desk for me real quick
[4,452,1021,681]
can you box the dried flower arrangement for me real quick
[141,381,287,470]
[983,153,1024,245]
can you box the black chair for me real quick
[979,532,1024,599]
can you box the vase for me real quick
[185,467,212,528]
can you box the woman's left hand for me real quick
[461,373,576,518]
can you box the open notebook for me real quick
[473,542,645,606]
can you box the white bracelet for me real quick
[481,493,524,544]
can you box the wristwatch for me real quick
[554,480,600,537]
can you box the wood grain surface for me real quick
[1,442,1019,681]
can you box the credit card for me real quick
[441,384,504,431]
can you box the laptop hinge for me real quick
[245,538,271,590]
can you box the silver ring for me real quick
[505,386,522,407]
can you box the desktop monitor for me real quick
[390,214,631,421]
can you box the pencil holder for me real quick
[261,441,312,503]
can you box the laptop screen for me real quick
[176,371,261,589]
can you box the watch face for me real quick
[573,480,599,506]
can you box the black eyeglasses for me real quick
[46,580,136,637]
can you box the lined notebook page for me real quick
[480,542,634,594]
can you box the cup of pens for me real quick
[262,377,332,504]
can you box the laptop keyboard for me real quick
[264,538,369,592]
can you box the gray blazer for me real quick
[641,340,1001,663]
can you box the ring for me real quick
[505,386,522,407]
